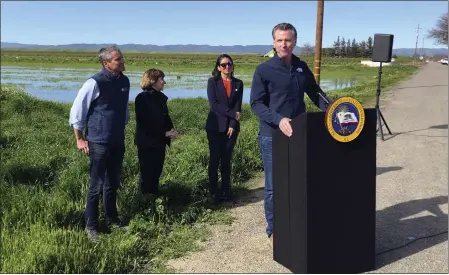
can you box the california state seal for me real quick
[324,96,365,143]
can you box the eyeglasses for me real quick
[219,62,233,68]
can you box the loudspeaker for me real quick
[372,34,394,62]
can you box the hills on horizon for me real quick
[1,42,447,57]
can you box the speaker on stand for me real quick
[372,34,394,141]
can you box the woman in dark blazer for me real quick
[205,54,244,203]
[134,68,178,195]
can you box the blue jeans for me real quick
[258,135,273,237]
[85,142,124,230]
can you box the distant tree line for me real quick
[326,36,373,58]
[302,36,393,58]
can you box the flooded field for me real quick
[1,66,369,103]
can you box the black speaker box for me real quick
[372,34,394,62]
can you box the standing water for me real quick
[1,66,368,103]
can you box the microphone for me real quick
[312,83,332,109]
[318,89,330,105]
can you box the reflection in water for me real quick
[1,66,369,104]
[320,77,362,92]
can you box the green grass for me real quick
[1,50,420,89]
[0,63,418,273]
[319,64,419,108]
[1,50,418,76]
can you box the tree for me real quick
[359,40,367,57]
[367,36,373,57]
[346,39,351,57]
[351,39,358,57]
[322,47,334,57]
[333,36,341,57]
[301,43,314,56]
[427,12,448,46]
[341,37,346,57]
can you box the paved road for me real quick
[374,62,448,273]
[168,63,448,273]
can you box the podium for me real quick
[272,109,377,274]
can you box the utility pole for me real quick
[314,0,324,85]
[413,24,421,65]
[421,37,425,57]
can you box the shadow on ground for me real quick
[4,156,70,187]
[377,166,402,176]
[383,124,448,141]
[234,166,403,206]
[395,84,448,90]
[375,195,448,269]
[230,171,447,271]
[0,135,18,149]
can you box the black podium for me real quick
[272,109,377,274]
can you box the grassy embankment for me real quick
[0,52,418,273]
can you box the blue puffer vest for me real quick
[86,67,130,145]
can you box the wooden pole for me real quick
[314,0,324,85]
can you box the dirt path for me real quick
[167,63,448,273]
[168,177,289,273]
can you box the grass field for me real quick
[1,49,417,77]
[0,51,419,273]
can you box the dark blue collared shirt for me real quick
[250,53,325,136]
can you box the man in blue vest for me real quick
[69,46,130,241]
[250,23,329,244]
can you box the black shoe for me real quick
[207,192,221,205]
[208,187,219,202]
[208,187,217,197]
[108,219,129,231]
[221,190,234,202]
[86,228,100,242]
[142,189,159,197]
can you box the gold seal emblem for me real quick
[324,96,365,143]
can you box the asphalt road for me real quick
[373,62,448,273]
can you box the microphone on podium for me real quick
[312,83,332,110]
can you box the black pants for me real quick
[207,131,238,198]
[137,146,166,195]
[85,142,124,230]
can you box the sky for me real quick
[1,1,448,49]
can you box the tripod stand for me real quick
[375,62,392,141]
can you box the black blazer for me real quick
[134,88,174,148]
[205,76,244,133]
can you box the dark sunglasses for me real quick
[219,62,233,68]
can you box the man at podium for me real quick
[250,22,329,242]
